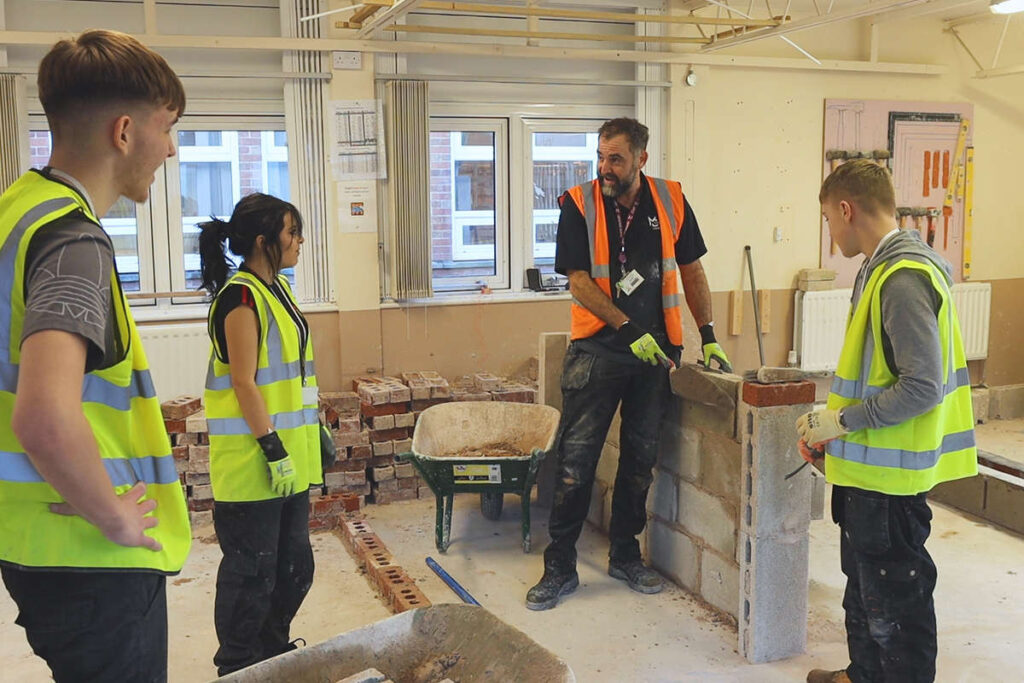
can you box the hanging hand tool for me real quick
[872,149,891,168]
[942,150,950,189]
[911,208,927,240]
[896,207,912,229]
[744,245,766,369]
[825,149,847,171]
[923,151,931,198]
[932,149,940,189]
[926,208,940,247]
[963,146,975,279]
[942,119,970,251]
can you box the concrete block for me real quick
[971,387,989,424]
[700,549,740,619]
[990,383,1024,419]
[648,518,699,591]
[983,477,1024,535]
[930,474,986,518]
[658,421,701,483]
[700,430,742,507]
[739,531,809,663]
[676,479,737,558]
[741,403,814,539]
[668,366,740,411]
[665,394,736,440]
[647,468,678,522]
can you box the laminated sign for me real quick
[453,464,501,484]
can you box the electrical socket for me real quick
[332,51,362,70]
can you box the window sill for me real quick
[381,290,571,309]
[131,301,339,324]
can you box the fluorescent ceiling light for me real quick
[991,0,1024,14]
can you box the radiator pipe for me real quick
[426,557,481,606]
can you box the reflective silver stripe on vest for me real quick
[591,264,610,279]
[662,258,678,274]
[207,407,319,436]
[848,366,972,402]
[663,293,682,308]
[830,429,976,470]
[0,197,78,362]
[650,177,679,240]
[1,360,155,409]
[0,451,178,486]
[206,359,302,392]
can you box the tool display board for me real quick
[821,99,974,286]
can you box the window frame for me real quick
[428,117,510,292]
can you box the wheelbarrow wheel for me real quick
[480,490,504,520]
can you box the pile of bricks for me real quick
[448,372,538,404]
[162,396,213,525]
[338,519,430,614]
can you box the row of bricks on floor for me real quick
[338,518,431,614]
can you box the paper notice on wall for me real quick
[329,99,387,181]
[338,182,376,233]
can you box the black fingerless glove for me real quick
[699,323,717,346]
[256,431,289,462]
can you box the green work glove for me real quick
[616,321,672,367]
[699,323,732,373]
[257,431,297,497]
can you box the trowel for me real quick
[669,362,737,411]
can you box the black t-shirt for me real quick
[21,169,120,373]
[210,265,309,368]
[554,174,707,363]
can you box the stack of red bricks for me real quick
[161,396,212,524]
[318,390,374,506]
[448,372,538,404]
[339,519,430,613]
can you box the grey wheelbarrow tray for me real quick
[398,401,560,553]
[218,603,576,682]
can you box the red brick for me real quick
[341,519,373,544]
[372,441,394,457]
[364,549,397,588]
[411,397,452,411]
[336,415,362,433]
[370,455,396,467]
[370,427,408,443]
[350,444,373,460]
[393,460,416,478]
[185,411,207,433]
[322,404,339,427]
[352,533,385,561]
[174,431,199,446]
[451,388,492,402]
[171,445,189,460]
[188,498,213,512]
[375,488,417,504]
[161,395,201,420]
[406,378,431,400]
[741,380,816,407]
[360,402,409,418]
[398,477,420,490]
[378,567,413,600]
[392,583,430,613]
[164,418,186,434]
[372,464,395,482]
[320,391,361,413]
[308,517,331,531]
[394,412,416,429]
[339,492,361,512]
[334,430,370,448]
[342,469,367,486]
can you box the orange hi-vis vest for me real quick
[564,176,686,345]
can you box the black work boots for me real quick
[608,559,664,594]
[525,567,580,611]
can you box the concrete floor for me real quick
[2,419,1022,682]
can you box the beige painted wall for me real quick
[312,10,1023,389]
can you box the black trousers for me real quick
[213,489,314,677]
[543,343,673,570]
[834,485,937,683]
[1,566,167,682]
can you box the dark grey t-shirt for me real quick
[21,185,118,373]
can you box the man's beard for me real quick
[600,164,639,198]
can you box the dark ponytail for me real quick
[198,217,232,295]
[197,192,304,296]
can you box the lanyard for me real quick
[613,196,641,264]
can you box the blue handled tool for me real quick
[426,556,480,606]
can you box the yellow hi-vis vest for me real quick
[825,258,977,495]
[0,171,191,571]
[564,176,686,345]
[204,270,322,502]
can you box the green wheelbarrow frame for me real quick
[399,447,547,553]
[396,401,561,554]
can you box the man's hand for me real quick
[268,456,297,497]
[698,323,732,372]
[616,321,672,367]
[797,439,826,474]
[796,409,847,446]
[50,481,163,551]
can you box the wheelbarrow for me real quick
[398,401,560,553]
[218,604,576,682]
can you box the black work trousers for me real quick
[1,566,167,682]
[213,488,314,677]
[834,485,937,683]
[543,343,673,570]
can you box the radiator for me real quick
[793,282,992,372]
[137,324,211,402]
[793,289,851,372]
[951,282,991,361]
